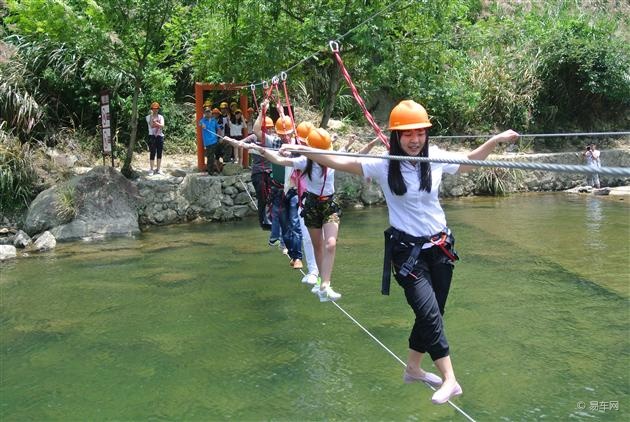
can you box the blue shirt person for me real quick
[199,108,221,174]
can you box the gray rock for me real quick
[233,191,254,206]
[46,166,140,241]
[13,230,32,248]
[33,231,56,251]
[360,182,384,205]
[224,186,238,195]
[222,163,242,176]
[0,245,17,260]
[24,187,69,235]
[170,169,187,178]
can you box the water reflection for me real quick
[584,197,605,251]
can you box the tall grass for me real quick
[0,128,38,214]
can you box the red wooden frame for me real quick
[195,82,252,171]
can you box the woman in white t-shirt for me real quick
[282,100,519,406]
[228,109,246,165]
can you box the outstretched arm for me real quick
[357,137,380,154]
[459,130,519,173]
[281,144,364,177]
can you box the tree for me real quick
[6,0,186,176]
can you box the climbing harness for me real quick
[382,227,458,296]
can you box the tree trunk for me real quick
[319,62,342,129]
[122,77,142,177]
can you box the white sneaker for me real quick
[302,273,318,285]
[148,169,154,175]
[155,169,163,175]
[317,285,341,302]
[310,277,321,294]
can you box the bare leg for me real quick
[431,355,462,404]
[149,160,154,171]
[319,221,338,288]
[156,158,161,172]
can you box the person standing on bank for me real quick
[146,102,165,175]
[583,143,601,188]
[282,100,519,404]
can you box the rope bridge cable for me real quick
[277,250,476,421]
[432,131,630,140]
[275,148,630,177]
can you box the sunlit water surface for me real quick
[1,193,628,421]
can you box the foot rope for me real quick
[277,248,476,421]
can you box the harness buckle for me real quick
[398,255,416,277]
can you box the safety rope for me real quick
[280,72,296,132]
[329,41,390,149]
[264,148,630,177]
[250,84,259,113]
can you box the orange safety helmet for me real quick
[247,107,254,112]
[264,116,274,128]
[388,100,432,130]
[307,128,332,150]
[296,121,315,139]
[275,116,294,135]
[212,108,221,115]
[151,101,160,109]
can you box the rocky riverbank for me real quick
[1,149,628,261]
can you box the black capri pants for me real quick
[392,243,454,361]
[148,135,164,160]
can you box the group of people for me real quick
[144,99,256,176]
[219,98,520,406]
[149,96,521,405]
[199,101,255,174]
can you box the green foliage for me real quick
[0,128,38,213]
[474,167,524,196]
[2,0,628,158]
[55,183,77,221]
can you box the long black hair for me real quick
[387,130,431,195]
[304,158,327,181]
[230,113,243,125]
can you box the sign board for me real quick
[100,90,112,154]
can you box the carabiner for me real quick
[280,71,288,81]
[250,84,256,91]
[329,40,340,53]
[262,80,269,89]
[271,75,279,85]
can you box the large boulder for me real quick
[25,166,141,241]
[0,245,17,260]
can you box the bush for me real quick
[0,129,38,214]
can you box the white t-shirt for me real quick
[229,120,245,137]
[361,145,460,237]
[292,156,335,196]
[146,114,164,136]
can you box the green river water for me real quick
[1,193,628,421]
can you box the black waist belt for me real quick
[382,226,457,295]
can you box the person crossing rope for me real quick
[247,124,343,302]
[282,99,519,404]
